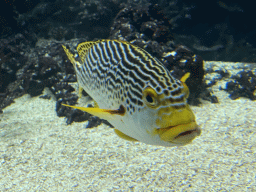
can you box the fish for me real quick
[62,39,201,147]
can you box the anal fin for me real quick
[114,129,138,141]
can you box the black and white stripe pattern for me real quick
[75,40,186,112]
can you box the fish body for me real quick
[62,39,201,147]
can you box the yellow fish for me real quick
[62,39,201,146]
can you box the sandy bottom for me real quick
[0,85,256,191]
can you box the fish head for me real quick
[139,82,201,146]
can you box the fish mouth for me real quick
[157,122,201,145]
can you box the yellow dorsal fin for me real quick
[114,129,138,141]
[62,104,125,121]
[76,40,101,63]
[62,45,77,67]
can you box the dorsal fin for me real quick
[76,40,101,63]
[62,45,77,67]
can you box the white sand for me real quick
[0,63,256,191]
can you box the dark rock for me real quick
[65,107,91,125]
[0,33,30,110]
[39,95,51,100]
[161,45,205,104]
[86,116,113,128]
[225,70,256,100]
[210,95,219,103]
[2,0,256,62]
[110,4,173,43]
[199,87,219,104]
[12,0,122,41]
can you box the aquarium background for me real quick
[0,1,255,191]
[1,0,256,62]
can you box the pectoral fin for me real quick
[62,104,125,121]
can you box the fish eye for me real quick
[146,94,154,103]
[143,87,159,108]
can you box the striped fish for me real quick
[62,39,201,147]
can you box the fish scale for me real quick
[62,39,201,146]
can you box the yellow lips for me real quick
[157,122,201,144]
